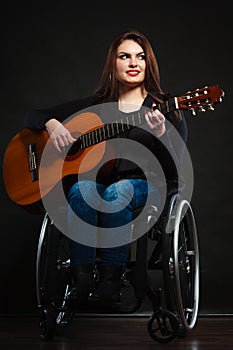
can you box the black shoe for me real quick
[67,264,95,308]
[89,265,123,306]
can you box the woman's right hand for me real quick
[45,118,76,153]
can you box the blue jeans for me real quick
[67,179,160,267]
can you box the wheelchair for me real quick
[36,186,200,343]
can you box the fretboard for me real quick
[79,110,143,150]
[68,96,177,155]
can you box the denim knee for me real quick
[68,180,102,204]
[101,180,134,207]
[67,180,105,224]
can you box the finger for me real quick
[60,129,76,143]
[62,135,71,146]
[149,114,160,126]
[153,110,165,122]
[62,135,76,146]
[57,136,67,149]
[53,139,61,153]
[67,134,77,143]
[145,113,154,128]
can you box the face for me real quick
[115,39,146,88]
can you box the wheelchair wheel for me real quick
[163,197,200,332]
[36,213,74,339]
[147,308,179,343]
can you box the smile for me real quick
[127,70,140,76]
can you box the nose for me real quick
[129,56,138,67]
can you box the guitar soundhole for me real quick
[66,139,82,157]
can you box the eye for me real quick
[138,54,146,60]
[118,54,128,60]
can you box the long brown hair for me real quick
[95,29,165,100]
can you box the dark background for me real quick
[1,1,232,315]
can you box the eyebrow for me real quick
[117,51,145,55]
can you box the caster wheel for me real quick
[39,307,56,340]
[147,308,179,343]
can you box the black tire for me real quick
[147,308,179,343]
[163,197,200,331]
[36,214,73,336]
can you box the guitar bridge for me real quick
[28,144,38,182]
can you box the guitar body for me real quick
[3,112,107,206]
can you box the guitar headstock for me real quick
[177,85,225,116]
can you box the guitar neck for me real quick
[71,97,177,153]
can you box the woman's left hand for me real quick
[145,109,166,138]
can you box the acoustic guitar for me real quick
[3,85,224,208]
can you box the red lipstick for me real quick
[127,70,140,76]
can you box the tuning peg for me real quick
[190,108,196,116]
[207,104,215,111]
[198,106,206,112]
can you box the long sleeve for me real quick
[24,95,99,130]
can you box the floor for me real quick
[1,315,233,349]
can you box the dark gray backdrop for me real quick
[1,1,232,315]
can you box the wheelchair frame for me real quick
[35,192,200,343]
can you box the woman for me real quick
[25,29,187,307]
